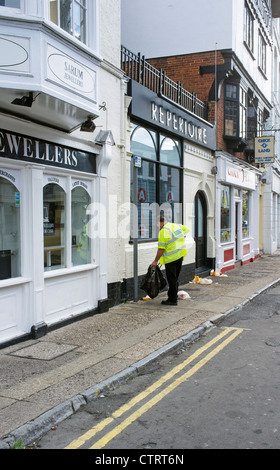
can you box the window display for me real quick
[0,176,21,279]
[131,125,182,240]
[242,190,249,238]
[43,183,66,271]
[221,185,231,242]
[71,186,91,266]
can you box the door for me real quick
[194,192,207,271]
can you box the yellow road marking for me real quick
[65,327,243,449]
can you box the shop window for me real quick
[43,184,66,271]
[0,177,21,280]
[131,126,157,161]
[160,136,181,166]
[49,0,87,44]
[131,125,182,240]
[242,190,249,238]
[71,186,91,266]
[0,0,21,8]
[221,185,231,243]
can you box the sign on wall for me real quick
[255,136,275,163]
[0,129,97,174]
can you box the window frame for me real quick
[244,3,254,54]
[0,0,23,14]
[258,30,267,76]
[48,0,98,49]
[220,184,231,243]
[43,174,93,272]
[130,123,183,242]
[224,81,248,141]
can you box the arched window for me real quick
[71,186,91,266]
[131,126,157,161]
[43,183,66,271]
[0,177,21,279]
[160,136,180,166]
[130,125,183,240]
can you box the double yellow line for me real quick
[65,327,243,449]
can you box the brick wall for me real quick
[148,51,229,154]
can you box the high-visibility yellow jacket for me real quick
[158,222,189,265]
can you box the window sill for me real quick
[0,277,31,289]
[44,263,98,279]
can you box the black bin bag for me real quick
[140,265,167,299]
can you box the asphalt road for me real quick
[34,284,280,450]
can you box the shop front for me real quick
[123,80,216,296]
[0,121,110,346]
[215,152,261,273]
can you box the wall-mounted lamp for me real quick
[80,116,96,133]
[80,103,107,132]
[11,92,34,108]
[211,166,218,175]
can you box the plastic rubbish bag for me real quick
[200,278,213,285]
[140,265,167,299]
[178,290,191,300]
[191,276,213,284]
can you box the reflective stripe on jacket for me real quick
[158,222,189,265]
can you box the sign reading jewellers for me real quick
[0,129,96,174]
[129,80,216,150]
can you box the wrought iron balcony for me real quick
[121,46,208,121]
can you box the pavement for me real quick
[1,253,280,449]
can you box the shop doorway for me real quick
[194,191,207,272]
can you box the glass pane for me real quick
[221,185,231,242]
[0,0,20,7]
[60,0,73,36]
[43,184,66,271]
[131,126,157,161]
[225,101,238,136]
[197,197,203,237]
[74,0,86,42]
[50,0,58,24]
[225,84,237,99]
[71,186,91,266]
[159,166,181,224]
[131,160,157,239]
[0,177,21,279]
[160,136,180,166]
[242,190,249,238]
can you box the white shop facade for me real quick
[0,122,112,347]
[215,151,261,273]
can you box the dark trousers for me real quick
[165,257,183,303]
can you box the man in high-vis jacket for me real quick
[152,215,190,306]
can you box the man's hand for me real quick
[151,248,164,267]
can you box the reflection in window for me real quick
[159,166,181,224]
[0,177,21,280]
[131,126,157,161]
[43,184,66,271]
[242,190,249,238]
[221,185,231,242]
[71,186,91,266]
[0,0,20,7]
[49,0,87,43]
[130,125,182,240]
[160,137,180,166]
